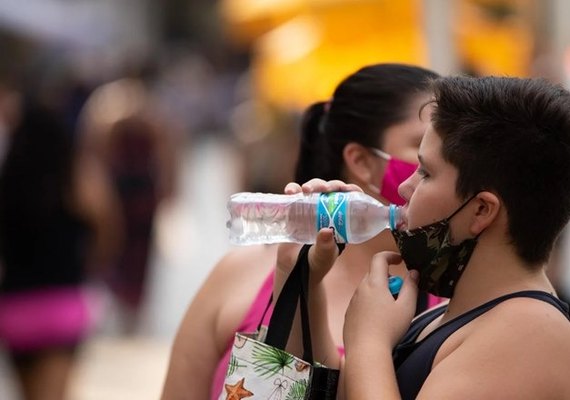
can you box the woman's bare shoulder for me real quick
[178,245,279,352]
[210,245,278,280]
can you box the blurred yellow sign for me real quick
[220,0,305,45]
[234,0,427,109]
[455,0,535,76]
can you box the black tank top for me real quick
[393,291,570,400]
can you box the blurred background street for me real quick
[0,136,241,399]
[0,0,570,399]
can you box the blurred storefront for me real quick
[220,0,570,111]
[454,0,537,77]
[221,0,428,109]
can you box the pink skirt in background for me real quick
[0,286,101,353]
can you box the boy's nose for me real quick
[398,172,417,203]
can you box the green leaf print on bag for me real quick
[251,342,294,378]
[227,353,247,377]
[285,379,308,400]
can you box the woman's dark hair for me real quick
[0,102,74,237]
[431,76,570,266]
[294,63,439,182]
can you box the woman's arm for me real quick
[160,272,226,399]
[161,246,276,400]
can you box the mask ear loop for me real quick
[445,193,484,242]
[446,193,480,221]
[367,147,391,195]
[369,147,391,161]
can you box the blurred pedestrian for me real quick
[79,78,177,334]
[0,100,121,400]
[0,81,22,172]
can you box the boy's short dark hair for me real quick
[430,76,570,266]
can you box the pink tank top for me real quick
[209,270,440,398]
[210,271,275,399]
[427,294,445,308]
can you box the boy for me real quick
[282,76,570,399]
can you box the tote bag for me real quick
[219,245,339,400]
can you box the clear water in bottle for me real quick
[226,192,401,245]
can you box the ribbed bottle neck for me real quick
[389,204,402,230]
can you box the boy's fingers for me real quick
[396,270,419,308]
[368,251,402,286]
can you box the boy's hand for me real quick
[344,251,419,352]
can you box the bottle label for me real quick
[317,192,348,243]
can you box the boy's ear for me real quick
[470,191,501,235]
[342,142,376,184]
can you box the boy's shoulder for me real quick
[424,295,570,398]
[473,295,570,354]
[479,294,570,334]
[443,294,570,359]
[470,296,570,392]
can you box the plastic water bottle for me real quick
[226,191,402,245]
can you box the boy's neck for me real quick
[442,237,555,322]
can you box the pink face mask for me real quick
[370,148,418,205]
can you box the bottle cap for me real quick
[388,275,404,297]
[389,204,399,230]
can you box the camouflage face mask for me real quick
[391,196,478,298]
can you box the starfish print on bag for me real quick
[295,360,310,372]
[224,377,254,400]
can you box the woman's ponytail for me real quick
[294,101,327,183]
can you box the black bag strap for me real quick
[265,244,314,363]
[257,242,345,334]
[298,249,313,362]
[256,292,274,333]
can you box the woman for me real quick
[160,63,440,399]
[78,78,178,333]
[0,101,120,400]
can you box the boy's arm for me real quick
[341,251,419,400]
[343,346,400,399]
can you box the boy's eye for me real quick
[417,167,430,178]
